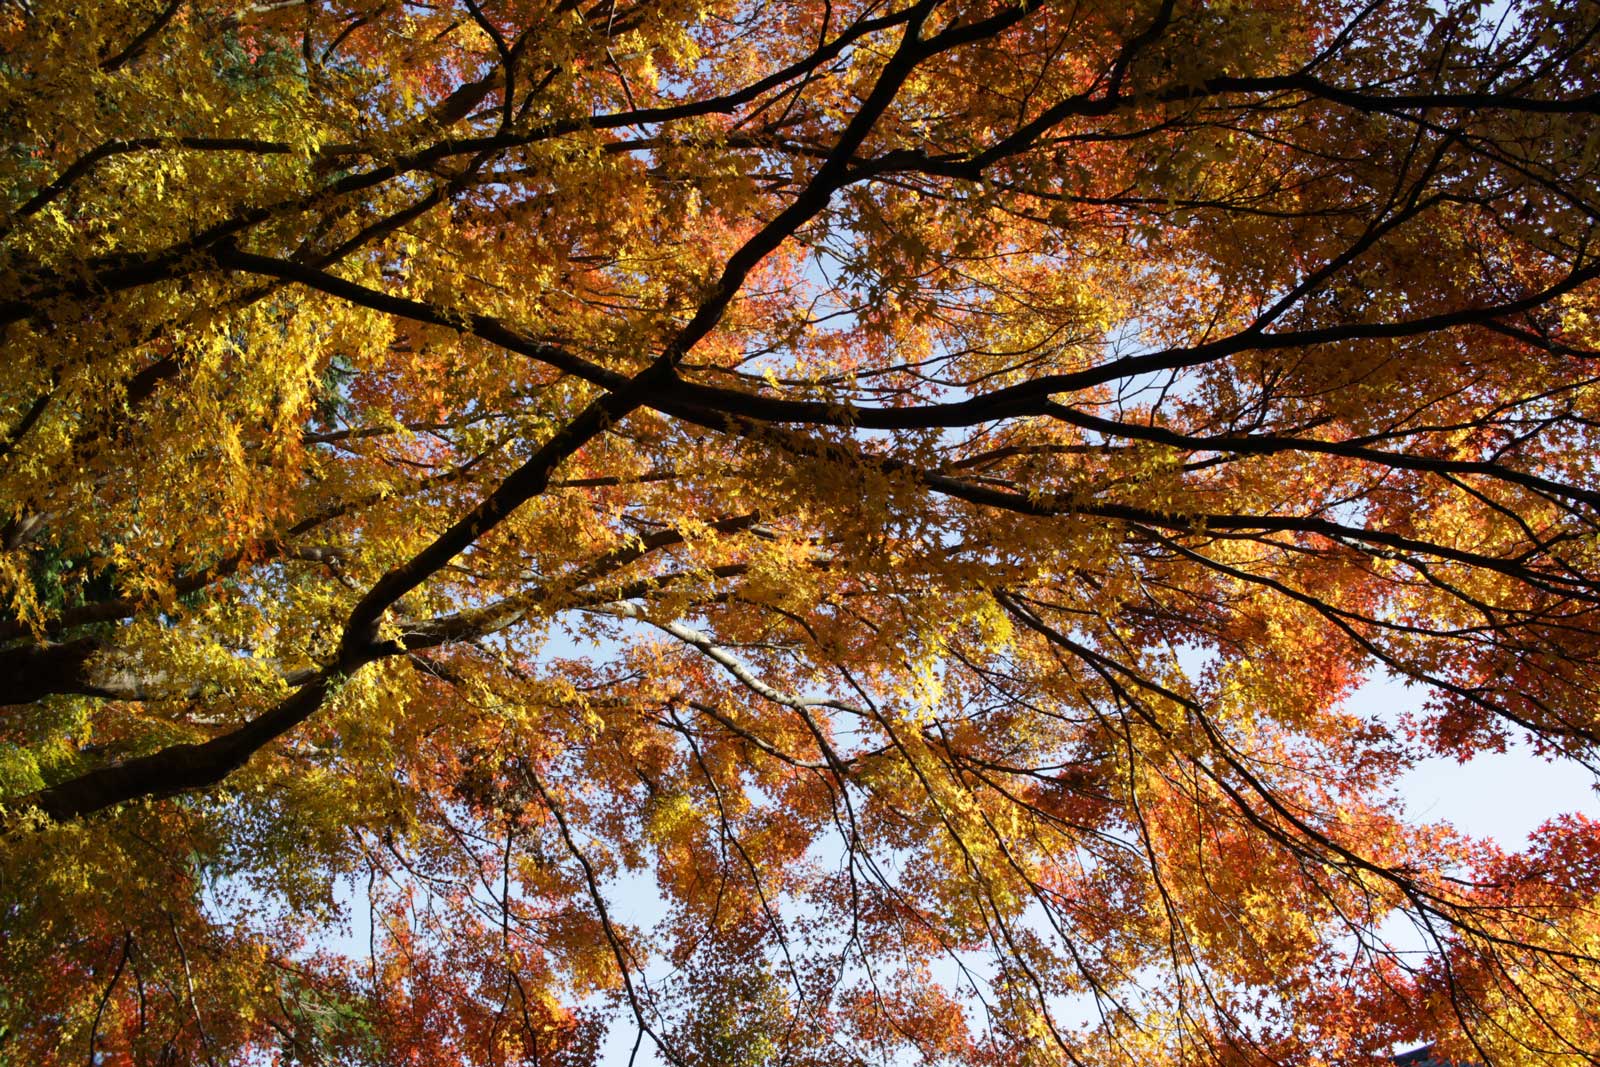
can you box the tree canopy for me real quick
[4,0,1600,1063]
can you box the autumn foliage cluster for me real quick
[3,0,1600,1063]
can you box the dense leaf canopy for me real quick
[4,0,1600,1063]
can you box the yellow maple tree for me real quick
[3,0,1600,1063]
